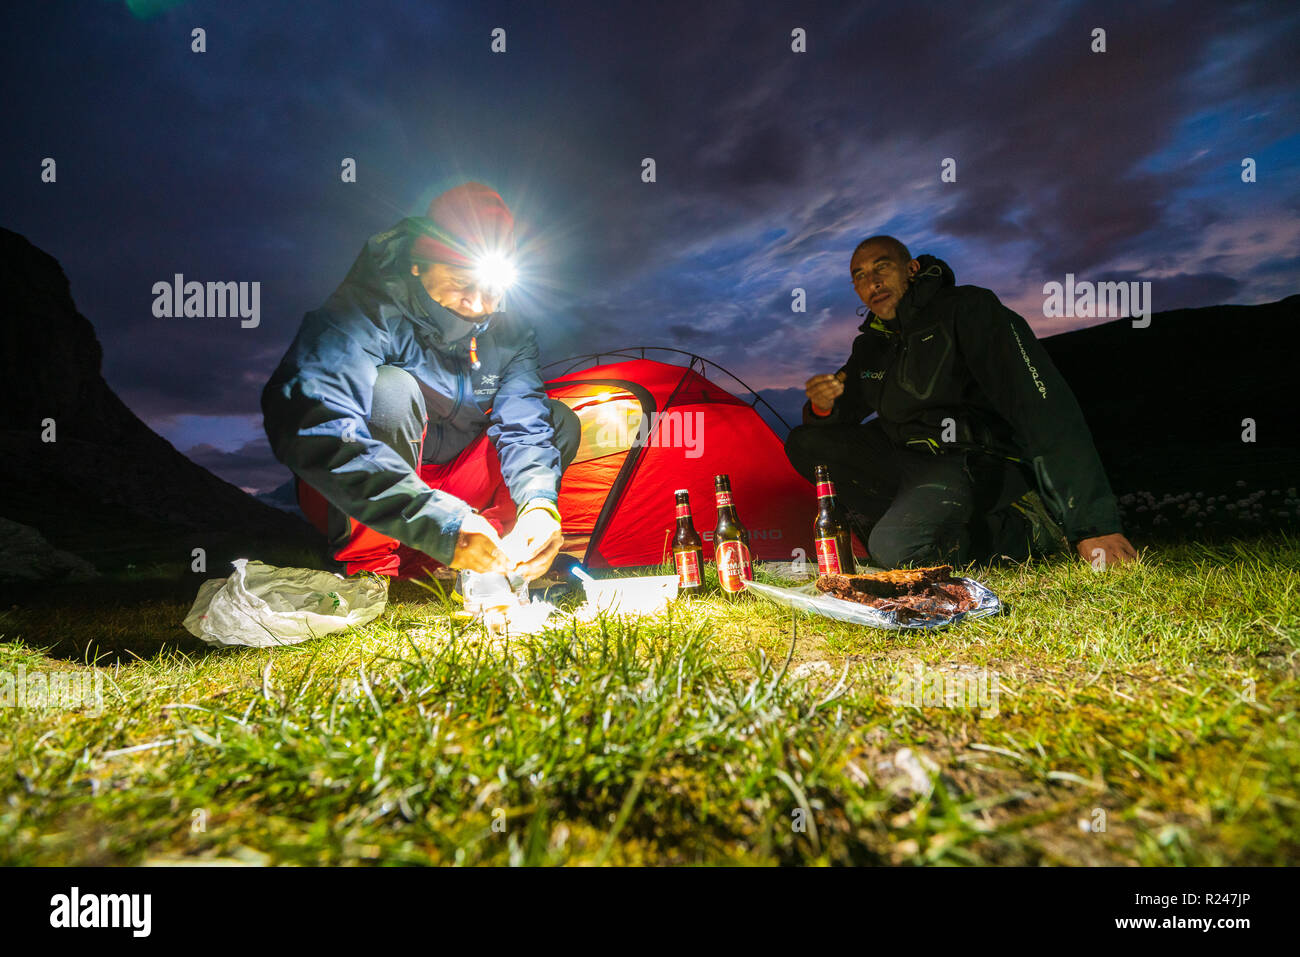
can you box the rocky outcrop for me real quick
[0,228,323,572]
[0,517,101,584]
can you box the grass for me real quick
[0,535,1297,865]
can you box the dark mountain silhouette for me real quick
[255,478,306,519]
[0,228,324,575]
[1041,294,1299,496]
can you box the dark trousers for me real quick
[785,419,1036,567]
[366,365,581,475]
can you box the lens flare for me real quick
[475,251,517,295]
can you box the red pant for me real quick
[297,431,519,579]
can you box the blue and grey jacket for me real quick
[261,218,560,565]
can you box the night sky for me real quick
[3,0,1298,495]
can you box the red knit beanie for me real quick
[410,182,515,267]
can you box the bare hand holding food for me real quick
[501,507,563,582]
[805,370,847,413]
[450,512,512,574]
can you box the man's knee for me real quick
[368,366,426,468]
[867,522,923,569]
[784,425,826,479]
[546,398,581,471]
[868,518,966,568]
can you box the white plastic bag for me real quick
[183,559,388,647]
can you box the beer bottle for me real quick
[713,474,753,594]
[671,489,704,594]
[813,464,856,576]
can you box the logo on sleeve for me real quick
[860,369,885,380]
[1009,326,1048,399]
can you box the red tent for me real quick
[544,349,824,569]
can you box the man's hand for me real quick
[501,508,563,582]
[805,370,847,413]
[450,512,512,574]
[1076,533,1138,569]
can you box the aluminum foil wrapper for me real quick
[742,576,1001,630]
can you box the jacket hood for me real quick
[337,217,494,343]
[860,254,955,331]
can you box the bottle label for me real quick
[716,540,753,593]
[674,548,702,587]
[816,480,834,499]
[674,502,692,520]
[815,536,842,576]
[715,491,732,508]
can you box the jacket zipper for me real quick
[889,307,936,454]
[896,324,932,453]
[447,347,467,424]
[424,337,470,464]
[880,328,902,422]
[427,422,444,462]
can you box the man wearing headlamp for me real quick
[262,182,578,581]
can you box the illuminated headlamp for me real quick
[474,250,517,296]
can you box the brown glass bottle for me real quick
[671,489,704,594]
[713,474,753,594]
[813,464,856,576]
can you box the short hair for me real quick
[851,235,911,270]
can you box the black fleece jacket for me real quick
[802,255,1122,542]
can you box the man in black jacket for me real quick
[785,235,1137,569]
